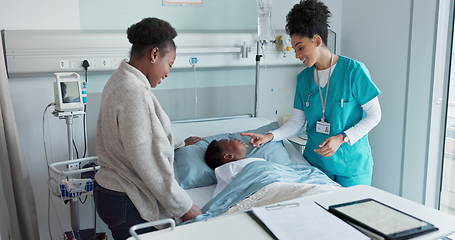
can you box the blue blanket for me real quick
[184,161,339,224]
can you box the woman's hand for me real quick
[240,132,274,147]
[184,136,202,146]
[314,134,344,157]
[180,204,202,221]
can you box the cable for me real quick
[82,60,90,81]
[82,113,88,158]
[82,60,90,158]
[43,103,55,240]
[72,139,80,159]
[47,191,54,240]
[79,195,88,204]
[82,59,97,239]
[42,103,54,167]
[42,103,54,172]
[42,103,64,240]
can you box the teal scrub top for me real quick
[294,56,381,176]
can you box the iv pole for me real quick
[254,0,274,118]
[54,110,85,239]
[66,115,80,238]
[254,41,262,117]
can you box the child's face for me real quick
[218,139,249,163]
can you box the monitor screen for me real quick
[60,82,81,103]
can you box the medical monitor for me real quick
[54,72,84,112]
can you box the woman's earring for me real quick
[150,60,155,64]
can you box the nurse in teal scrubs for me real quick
[242,0,382,187]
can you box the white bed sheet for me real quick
[172,117,310,207]
[184,185,216,207]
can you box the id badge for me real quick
[316,120,331,135]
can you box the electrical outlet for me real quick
[58,60,70,69]
[68,163,79,171]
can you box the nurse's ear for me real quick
[149,47,160,64]
[313,35,323,47]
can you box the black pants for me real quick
[94,183,157,240]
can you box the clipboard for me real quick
[247,202,300,240]
[328,198,438,240]
[248,202,370,240]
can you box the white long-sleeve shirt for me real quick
[212,158,265,198]
[270,65,382,145]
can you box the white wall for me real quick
[0,0,80,30]
[260,0,343,120]
[272,0,342,54]
[341,0,440,202]
[0,1,96,239]
[401,0,439,203]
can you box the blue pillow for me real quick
[174,122,293,189]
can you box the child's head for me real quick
[204,138,249,169]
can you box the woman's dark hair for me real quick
[127,17,177,58]
[205,140,225,169]
[286,0,331,45]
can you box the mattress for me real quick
[172,117,309,207]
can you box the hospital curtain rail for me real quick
[0,37,40,239]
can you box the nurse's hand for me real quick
[180,204,202,222]
[240,132,274,147]
[314,134,344,157]
[184,136,202,146]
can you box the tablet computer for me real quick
[328,198,438,240]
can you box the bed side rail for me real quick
[129,218,176,240]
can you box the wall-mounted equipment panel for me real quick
[2,30,301,76]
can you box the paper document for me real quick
[251,202,370,240]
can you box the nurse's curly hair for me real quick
[286,0,331,45]
[205,140,225,170]
[127,17,177,58]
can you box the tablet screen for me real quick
[332,200,428,235]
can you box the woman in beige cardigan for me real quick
[94,18,202,240]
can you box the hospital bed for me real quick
[126,117,455,239]
[172,116,312,207]
[128,185,455,240]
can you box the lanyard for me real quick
[316,54,333,122]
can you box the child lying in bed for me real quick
[204,138,266,196]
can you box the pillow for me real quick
[174,122,293,189]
